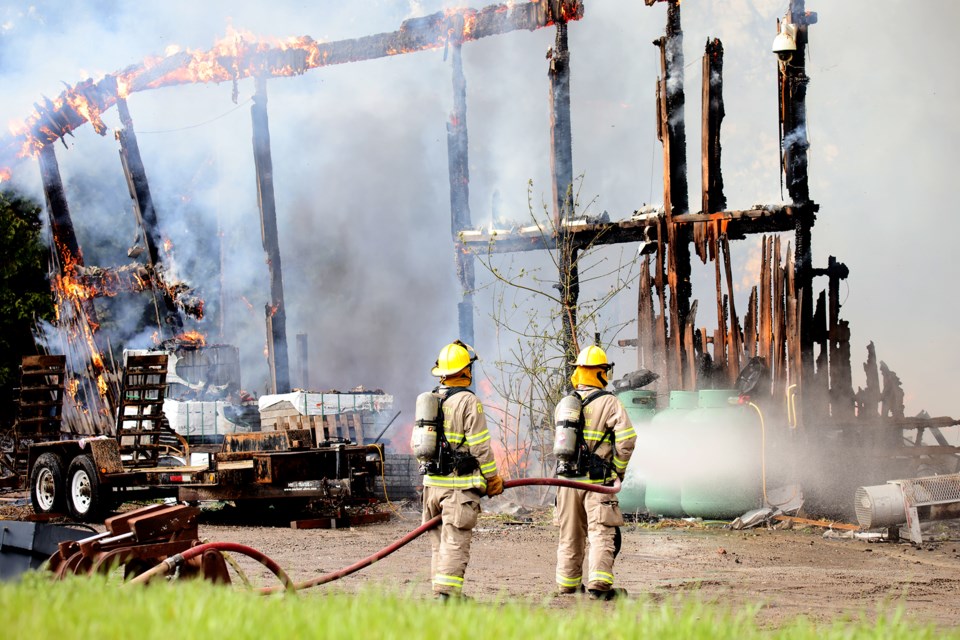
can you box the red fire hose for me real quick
[127,477,620,592]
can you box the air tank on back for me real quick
[640,390,699,517]
[615,389,657,514]
[679,389,763,519]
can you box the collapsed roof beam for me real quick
[1,1,584,163]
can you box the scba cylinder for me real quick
[411,392,442,462]
[553,394,582,472]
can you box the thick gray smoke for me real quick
[1,0,959,426]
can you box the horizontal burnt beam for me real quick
[460,204,812,253]
[1,1,583,160]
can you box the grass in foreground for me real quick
[1,572,954,640]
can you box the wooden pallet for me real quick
[270,412,365,445]
[115,353,174,468]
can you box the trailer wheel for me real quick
[30,452,66,514]
[66,454,106,521]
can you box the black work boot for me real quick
[588,587,628,601]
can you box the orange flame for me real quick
[175,330,206,346]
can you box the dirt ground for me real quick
[5,494,960,629]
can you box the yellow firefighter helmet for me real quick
[574,344,613,370]
[431,340,477,377]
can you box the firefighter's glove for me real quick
[485,475,504,497]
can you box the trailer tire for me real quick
[67,454,106,522]
[30,452,66,515]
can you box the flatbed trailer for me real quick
[10,353,384,522]
[27,433,382,521]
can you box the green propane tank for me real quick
[641,390,699,518]
[679,389,763,519]
[614,389,658,514]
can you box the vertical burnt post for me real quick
[779,0,818,400]
[826,256,853,417]
[115,96,185,338]
[38,142,111,408]
[446,23,475,348]
[251,76,290,394]
[38,143,83,271]
[655,0,692,388]
[548,18,579,378]
[296,332,309,391]
[38,143,103,338]
[701,38,726,218]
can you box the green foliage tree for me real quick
[0,189,54,423]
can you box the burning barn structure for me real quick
[0,0,957,522]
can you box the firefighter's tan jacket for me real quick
[422,387,498,492]
[572,385,637,484]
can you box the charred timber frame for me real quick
[549,19,580,375]
[655,0,692,389]
[457,204,808,252]
[1,1,585,162]
[37,143,104,341]
[115,96,186,338]
[446,25,476,348]
[251,77,291,395]
[781,0,818,400]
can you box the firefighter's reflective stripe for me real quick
[434,574,465,590]
[423,474,488,490]
[465,429,491,446]
[445,431,466,446]
[556,573,582,588]
[582,429,607,442]
[589,570,615,585]
[613,456,629,472]
[615,426,637,442]
[479,459,498,475]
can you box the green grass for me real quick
[1,573,954,640]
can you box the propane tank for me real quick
[553,393,583,476]
[411,392,443,462]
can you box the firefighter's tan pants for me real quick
[422,485,482,595]
[556,486,625,592]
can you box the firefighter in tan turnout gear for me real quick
[412,340,503,600]
[554,345,636,600]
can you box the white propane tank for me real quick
[553,393,582,463]
[411,391,442,462]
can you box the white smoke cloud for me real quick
[0,0,958,421]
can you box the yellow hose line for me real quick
[747,401,768,506]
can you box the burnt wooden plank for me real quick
[721,235,741,379]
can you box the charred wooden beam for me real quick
[446,32,475,347]
[1,1,584,168]
[654,0,691,387]
[822,256,853,417]
[37,143,107,341]
[115,97,185,337]
[457,203,809,252]
[251,77,290,395]
[855,341,881,418]
[721,235,741,380]
[38,144,83,269]
[696,38,726,263]
[549,19,579,373]
[296,333,309,391]
[779,0,819,398]
[72,264,204,320]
